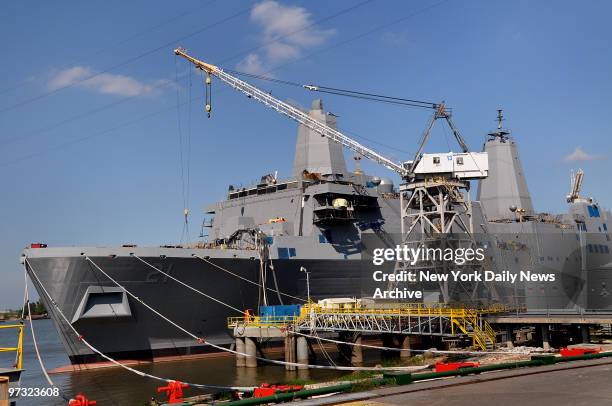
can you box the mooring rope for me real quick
[287,329,528,356]
[193,254,306,302]
[131,254,243,313]
[81,255,429,371]
[24,273,72,401]
[24,258,254,391]
[126,254,527,356]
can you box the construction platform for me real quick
[227,302,509,370]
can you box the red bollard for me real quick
[157,380,189,404]
[68,394,97,406]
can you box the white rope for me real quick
[131,254,243,314]
[25,258,253,391]
[127,254,527,357]
[288,329,529,356]
[25,276,71,401]
[82,256,428,371]
[193,254,306,303]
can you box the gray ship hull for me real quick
[24,246,377,364]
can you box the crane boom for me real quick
[567,169,584,203]
[174,48,409,177]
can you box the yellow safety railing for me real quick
[483,320,497,343]
[0,323,24,370]
[228,303,508,351]
[228,315,298,328]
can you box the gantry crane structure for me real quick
[175,48,491,304]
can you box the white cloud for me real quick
[48,66,154,97]
[237,0,335,74]
[236,54,268,76]
[563,146,607,163]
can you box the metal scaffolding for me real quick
[228,303,505,351]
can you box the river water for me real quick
[0,320,359,405]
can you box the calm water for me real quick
[0,320,355,405]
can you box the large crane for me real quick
[173,48,487,183]
[175,48,492,303]
[174,48,407,176]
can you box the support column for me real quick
[400,335,412,359]
[285,335,296,371]
[581,325,590,344]
[235,337,246,367]
[245,337,258,368]
[297,336,309,370]
[540,325,550,351]
[351,334,363,364]
[505,325,514,349]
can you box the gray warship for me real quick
[23,97,612,364]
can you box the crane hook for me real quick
[205,72,212,118]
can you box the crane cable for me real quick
[174,59,192,244]
[224,69,439,110]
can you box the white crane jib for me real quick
[174,48,407,177]
[173,47,488,182]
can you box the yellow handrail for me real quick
[0,323,24,370]
[227,303,511,351]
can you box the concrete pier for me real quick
[505,325,514,349]
[351,335,363,364]
[235,337,246,367]
[285,335,296,371]
[581,326,590,343]
[297,336,309,370]
[400,335,420,358]
[245,337,258,368]
[540,325,550,350]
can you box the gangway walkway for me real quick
[229,303,510,352]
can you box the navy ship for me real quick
[22,58,612,365]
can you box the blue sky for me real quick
[1,0,611,308]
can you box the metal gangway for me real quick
[228,303,508,351]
